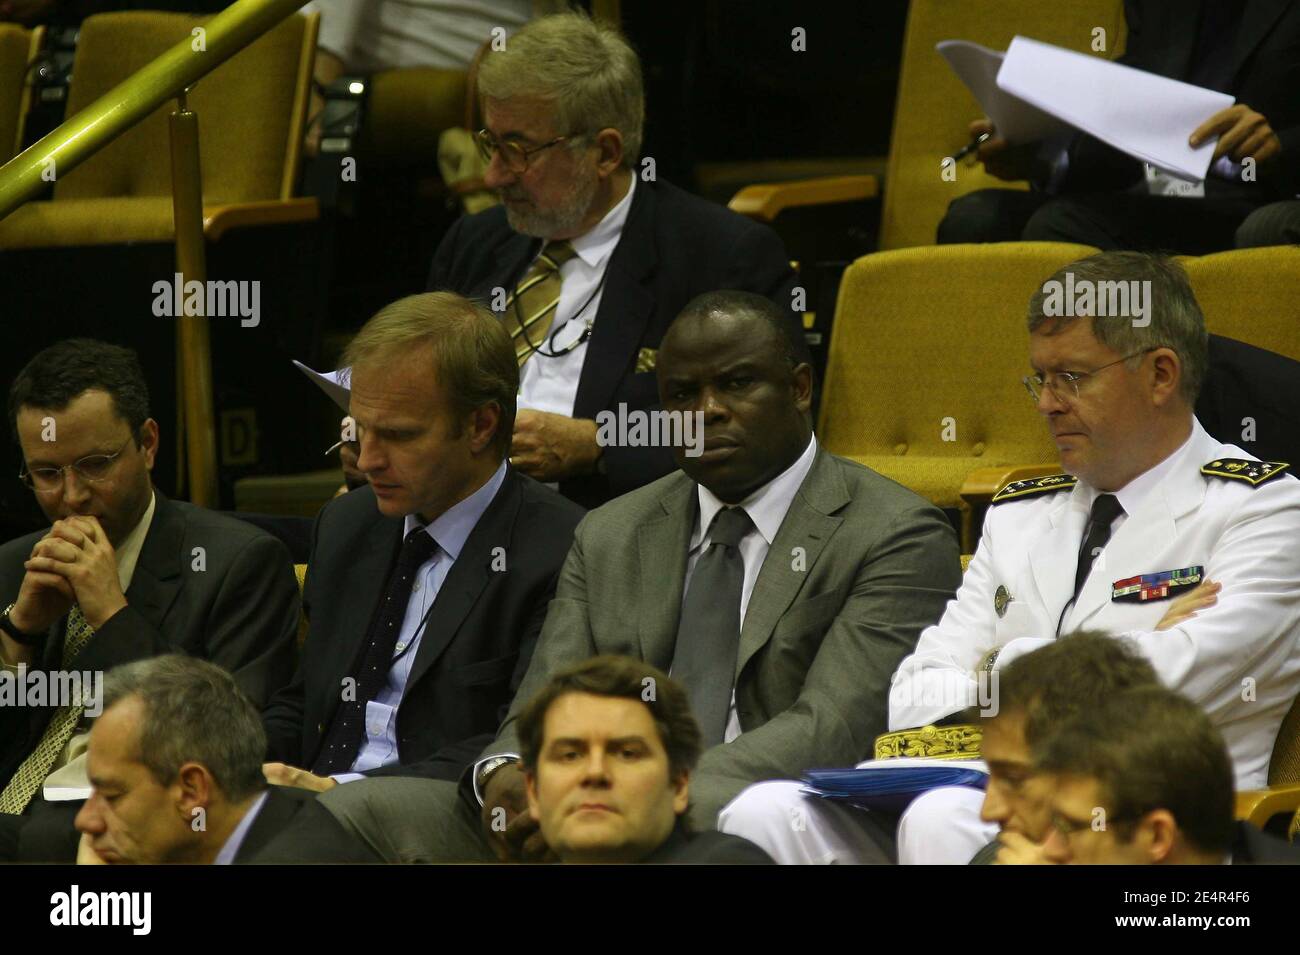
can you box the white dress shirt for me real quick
[681,435,819,742]
[213,791,269,865]
[336,460,508,780]
[517,174,636,419]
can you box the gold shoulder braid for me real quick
[990,473,1077,505]
[1201,458,1290,487]
[874,723,983,760]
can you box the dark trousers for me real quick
[938,187,1263,255]
[0,799,82,862]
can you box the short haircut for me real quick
[8,338,151,445]
[477,11,645,166]
[990,630,1158,751]
[1026,251,1209,405]
[674,289,812,371]
[100,655,266,804]
[518,655,701,782]
[341,291,518,459]
[1037,685,1235,856]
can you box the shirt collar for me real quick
[114,489,156,593]
[214,790,269,865]
[693,435,818,550]
[568,173,635,270]
[403,460,508,560]
[1076,418,1200,517]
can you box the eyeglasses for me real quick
[474,128,573,173]
[1022,348,1155,403]
[1049,807,1144,838]
[20,436,134,493]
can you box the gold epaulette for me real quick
[1201,458,1290,487]
[990,473,1077,505]
[874,724,983,760]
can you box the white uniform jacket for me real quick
[889,419,1300,789]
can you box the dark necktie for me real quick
[1072,493,1124,602]
[671,506,754,747]
[314,526,439,774]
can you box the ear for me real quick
[524,769,542,823]
[1141,809,1179,863]
[468,402,503,455]
[593,127,625,178]
[671,770,690,816]
[138,418,160,471]
[1148,348,1183,408]
[791,362,814,415]
[174,761,213,822]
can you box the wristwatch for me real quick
[476,756,516,794]
[0,603,42,646]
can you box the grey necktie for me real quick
[671,506,754,746]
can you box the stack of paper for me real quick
[938,35,1234,182]
[801,758,989,813]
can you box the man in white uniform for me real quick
[719,250,1300,864]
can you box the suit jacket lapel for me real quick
[638,475,694,670]
[326,512,403,700]
[572,180,657,419]
[1229,0,1290,86]
[1028,487,1087,636]
[735,450,846,680]
[406,469,522,687]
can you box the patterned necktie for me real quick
[670,507,754,747]
[0,604,95,815]
[505,240,577,367]
[313,527,439,775]
[1073,493,1125,601]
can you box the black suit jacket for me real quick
[1064,0,1300,199]
[1197,334,1300,466]
[262,467,585,781]
[236,786,381,864]
[0,491,299,787]
[1231,820,1300,864]
[641,825,775,864]
[427,176,799,508]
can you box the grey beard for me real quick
[500,174,600,239]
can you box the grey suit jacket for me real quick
[481,448,962,824]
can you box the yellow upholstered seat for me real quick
[0,10,318,249]
[819,242,1097,536]
[1180,247,1300,362]
[0,23,41,163]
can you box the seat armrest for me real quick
[728,174,879,223]
[1235,784,1300,829]
[203,197,320,241]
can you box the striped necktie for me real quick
[0,604,96,814]
[505,240,578,366]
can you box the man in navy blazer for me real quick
[426,11,799,508]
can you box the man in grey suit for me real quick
[317,290,961,862]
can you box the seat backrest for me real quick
[55,11,317,204]
[0,24,40,162]
[820,242,1098,465]
[1181,248,1300,363]
[880,0,1126,250]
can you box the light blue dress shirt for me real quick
[335,460,509,781]
[214,791,269,865]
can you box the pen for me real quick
[948,130,992,164]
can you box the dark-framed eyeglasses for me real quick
[19,436,135,493]
[1022,348,1156,403]
[474,128,571,173]
[1049,807,1144,838]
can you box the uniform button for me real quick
[317,722,324,733]
[395,642,407,653]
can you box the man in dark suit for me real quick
[315,290,961,862]
[74,656,377,865]
[0,339,298,856]
[940,0,1300,253]
[1036,685,1300,865]
[518,656,772,865]
[260,292,585,794]
[425,11,798,508]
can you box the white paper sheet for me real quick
[293,359,352,412]
[936,39,1068,144]
[996,35,1233,181]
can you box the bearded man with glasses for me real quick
[0,338,299,861]
[718,250,1300,867]
[425,11,800,508]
